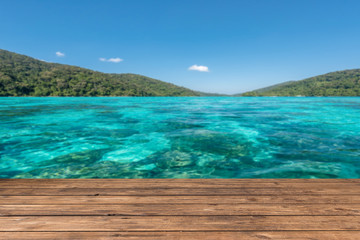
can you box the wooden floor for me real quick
[0,179,360,239]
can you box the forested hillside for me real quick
[241,69,360,96]
[0,49,200,96]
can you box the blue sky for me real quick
[1,0,360,94]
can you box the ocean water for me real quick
[1,97,360,178]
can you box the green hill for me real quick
[241,69,360,96]
[0,49,200,96]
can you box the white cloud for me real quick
[99,57,123,63]
[188,64,209,72]
[56,51,65,57]
[108,57,123,63]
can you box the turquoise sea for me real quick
[1,97,360,178]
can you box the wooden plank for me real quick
[1,231,360,240]
[1,179,359,188]
[1,179,359,238]
[1,187,359,196]
[1,216,360,231]
[2,195,360,204]
[1,204,360,216]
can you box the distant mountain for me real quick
[234,81,296,96]
[0,49,201,96]
[241,69,360,96]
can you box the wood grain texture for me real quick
[1,216,360,231]
[1,204,360,216]
[2,195,360,204]
[1,231,360,240]
[0,179,359,239]
[1,179,360,188]
[1,187,359,196]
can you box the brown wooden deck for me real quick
[0,179,360,239]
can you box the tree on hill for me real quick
[241,69,360,96]
[0,49,200,97]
